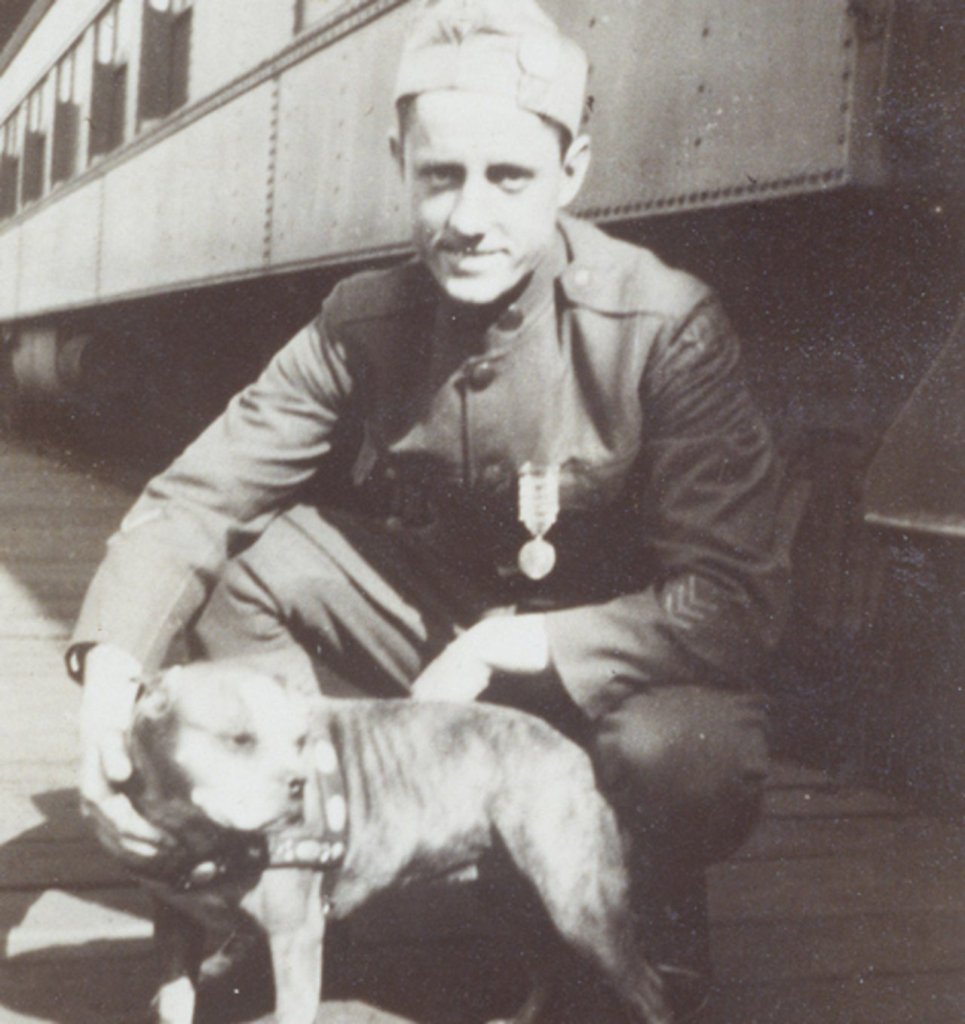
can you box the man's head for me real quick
[390,0,591,307]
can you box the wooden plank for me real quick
[709,851,965,922]
[0,838,129,890]
[0,948,157,1024]
[711,911,965,983]
[0,789,92,844]
[1,886,152,956]
[712,970,965,1024]
[737,814,965,863]
[0,762,81,793]
[2,619,74,640]
[765,760,839,790]
[0,686,80,718]
[763,785,912,819]
[1,640,78,673]
[0,577,96,605]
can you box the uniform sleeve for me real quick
[70,314,356,671]
[544,300,792,718]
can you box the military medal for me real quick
[518,463,560,580]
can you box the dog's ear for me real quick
[133,671,173,725]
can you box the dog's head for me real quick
[129,662,311,834]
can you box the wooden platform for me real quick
[0,435,962,1023]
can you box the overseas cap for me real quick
[393,0,589,138]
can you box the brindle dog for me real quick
[126,661,670,1024]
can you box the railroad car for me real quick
[0,1,956,397]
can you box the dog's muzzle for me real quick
[135,737,349,896]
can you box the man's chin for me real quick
[430,268,520,308]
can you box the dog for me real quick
[125,661,671,1024]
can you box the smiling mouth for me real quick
[445,248,500,256]
[440,249,506,271]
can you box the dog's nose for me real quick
[288,776,306,800]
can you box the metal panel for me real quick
[99,82,272,296]
[0,228,22,319]
[189,0,298,101]
[16,178,102,314]
[270,4,409,269]
[549,0,857,218]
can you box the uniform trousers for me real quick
[192,503,769,964]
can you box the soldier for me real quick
[72,0,790,1016]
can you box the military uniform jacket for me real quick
[73,215,790,719]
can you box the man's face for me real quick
[394,91,589,306]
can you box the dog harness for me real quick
[137,737,349,896]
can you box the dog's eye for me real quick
[230,731,256,749]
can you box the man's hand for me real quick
[411,613,550,702]
[78,644,168,864]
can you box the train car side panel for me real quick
[0,228,21,317]
[99,82,273,296]
[189,0,300,102]
[271,4,409,269]
[17,179,102,314]
[560,0,860,218]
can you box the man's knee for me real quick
[591,685,769,863]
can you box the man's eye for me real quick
[230,732,256,749]
[421,167,459,189]
[489,167,531,192]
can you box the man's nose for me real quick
[288,774,306,800]
[447,180,490,240]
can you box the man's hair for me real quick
[395,95,577,161]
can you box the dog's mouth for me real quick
[271,807,306,831]
[229,806,305,834]
[190,788,305,833]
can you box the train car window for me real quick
[0,111,22,218]
[139,0,194,124]
[0,111,23,218]
[89,0,130,159]
[296,0,344,33]
[52,48,80,184]
[21,80,50,204]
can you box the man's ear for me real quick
[558,134,591,208]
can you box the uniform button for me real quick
[497,306,524,332]
[465,360,497,390]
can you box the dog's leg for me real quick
[495,766,672,1024]
[249,871,325,1024]
[153,897,205,1024]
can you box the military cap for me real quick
[393,0,589,138]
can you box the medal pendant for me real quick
[518,537,556,580]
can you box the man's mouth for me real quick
[439,248,506,270]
